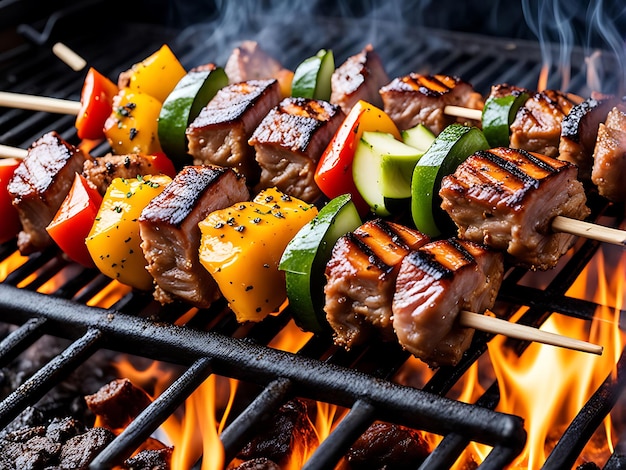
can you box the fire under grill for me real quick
[1,3,626,469]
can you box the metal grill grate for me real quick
[0,7,625,470]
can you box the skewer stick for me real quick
[0,145,27,160]
[552,216,626,246]
[459,310,603,355]
[52,42,87,72]
[0,91,80,115]
[444,105,483,121]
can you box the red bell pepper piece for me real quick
[147,152,177,178]
[46,173,103,268]
[0,158,22,244]
[314,100,401,216]
[76,67,119,140]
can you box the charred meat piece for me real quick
[330,44,390,115]
[186,79,282,186]
[249,97,344,202]
[225,40,288,84]
[379,73,484,135]
[324,219,430,350]
[233,399,318,469]
[82,153,166,195]
[592,105,626,202]
[84,378,152,431]
[392,239,504,368]
[139,165,249,308]
[440,147,590,270]
[509,89,579,158]
[7,131,91,255]
[559,95,620,181]
[345,421,430,469]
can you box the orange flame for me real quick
[463,245,625,469]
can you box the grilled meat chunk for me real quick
[392,239,504,368]
[139,165,249,308]
[345,421,430,469]
[82,153,166,195]
[592,105,626,202]
[559,95,619,181]
[186,79,282,186]
[330,44,389,115]
[439,147,590,270]
[324,219,429,350]
[225,40,285,84]
[510,89,579,158]
[7,131,91,255]
[249,97,344,202]
[84,378,152,431]
[379,73,484,135]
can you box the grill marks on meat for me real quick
[559,96,620,181]
[7,131,91,255]
[82,153,166,195]
[330,44,389,115]
[324,219,429,350]
[439,147,590,270]
[139,165,249,308]
[592,105,626,202]
[392,239,503,368]
[249,97,344,202]
[186,79,282,186]
[379,73,484,135]
[509,89,579,158]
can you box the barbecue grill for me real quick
[0,1,625,469]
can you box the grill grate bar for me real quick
[219,377,294,464]
[0,317,47,367]
[304,399,377,470]
[0,327,103,428]
[0,284,527,450]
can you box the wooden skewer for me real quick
[52,42,87,72]
[444,105,483,122]
[0,145,27,160]
[459,310,603,355]
[0,91,80,115]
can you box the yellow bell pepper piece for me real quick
[104,88,164,155]
[86,174,172,291]
[198,187,318,323]
[126,44,187,103]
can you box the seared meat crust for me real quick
[380,73,484,134]
[249,97,344,202]
[7,131,91,255]
[82,153,166,195]
[509,89,579,158]
[440,147,590,270]
[139,165,249,308]
[330,44,389,115]
[592,105,626,202]
[392,239,503,368]
[186,79,281,186]
[324,219,429,350]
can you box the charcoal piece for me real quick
[230,457,281,470]
[123,446,174,470]
[57,427,116,470]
